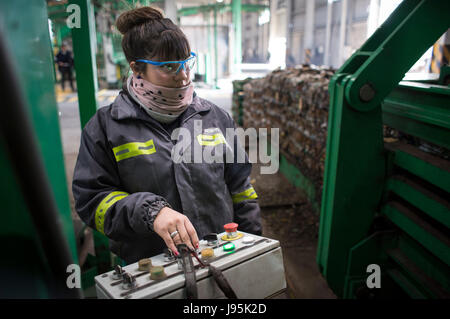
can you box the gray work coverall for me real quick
[72,91,262,263]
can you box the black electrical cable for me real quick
[208,265,238,299]
[0,29,81,298]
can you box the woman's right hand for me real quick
[153,206,199,256]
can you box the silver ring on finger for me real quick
[170,230,179,239]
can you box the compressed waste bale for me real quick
[241,65,335,203]
[237,65,449,206]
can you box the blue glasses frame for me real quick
[136,52,197,74]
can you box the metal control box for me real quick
[95,231,286,299]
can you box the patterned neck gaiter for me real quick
[129,73,194,117]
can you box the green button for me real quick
[223,243,235,252]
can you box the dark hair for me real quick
[116,6,191,74]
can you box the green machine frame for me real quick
[0,0,80,298]
[317,0,449,298]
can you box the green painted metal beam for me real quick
[384,83,450,130]
[0,0,79,297]
[232,0,242,73]
[317,73,386,297]
[51,22,72,47]
[343,0,450,112]
[382,202,449,266]
[382,81,450,149]
[343,222,450,298]
[70,0,99,128]
[241,3,269,13]
[386,268,426,298]
[205,11,212,85]
[178,4,225,17]
[383,112,449,149]
[396,233,450,292]
[69,0,115,276]
[213,4,218,88]
[2,0,79,264]
[386,177,450,229]
[387,247,449,298]
[278,154,319,212]
[385,143,450,193]
[382,82,450,149]
[177,3,268,17]
[343,231,397,298]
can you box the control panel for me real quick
[95,226,286,299]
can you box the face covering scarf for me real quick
[128,73,194,120]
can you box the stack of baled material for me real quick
[242,65,335,203]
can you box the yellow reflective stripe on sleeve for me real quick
[232,186,258,204]
[95,191,129,234]
[197,133,226,146]
[112,139,156,162]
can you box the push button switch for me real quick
[201,248,215,259]
[138,258,152,271]
[150,266,167,280]
[204,233,218,246]
[222,223,243,241]
[224,223,238,238]
[223,242,235,252]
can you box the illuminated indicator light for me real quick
[223,243,235,252]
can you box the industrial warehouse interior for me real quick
[0,0,449,304]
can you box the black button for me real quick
[203,233,218,241]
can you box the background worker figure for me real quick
[55,44,75,92]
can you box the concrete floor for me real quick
[56,77,335,299]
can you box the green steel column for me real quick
[49,25,57,84]
[70,0,98,128]
[56,24,63,48]
[70,0,111,274]
[0,0,79,297]
[205,11,211,85]
[232,0,242,74]
[214,4,218,89]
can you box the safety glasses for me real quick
[136,52,197,74]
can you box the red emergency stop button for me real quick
[224,223,238,233]
[224,223,239,239]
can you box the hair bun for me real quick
[116,7,164,35]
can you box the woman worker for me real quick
[72,6,261,264]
